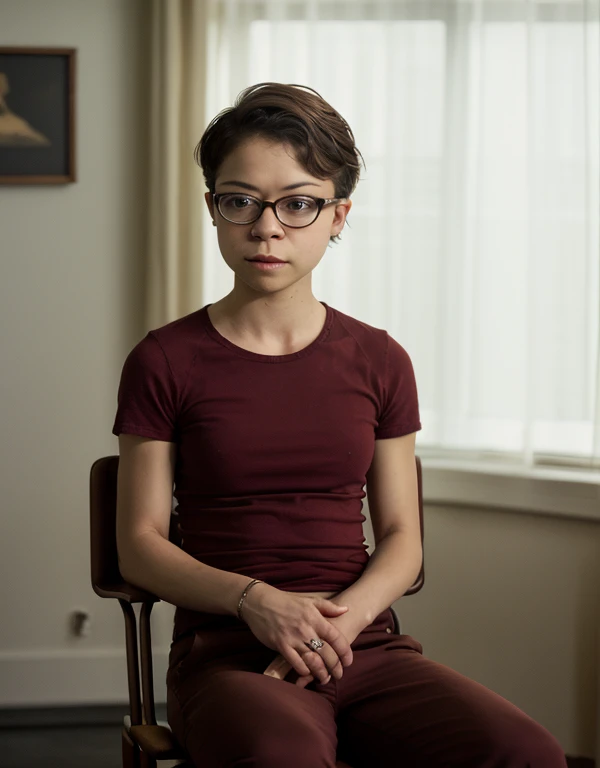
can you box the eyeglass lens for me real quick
[218,194,320,226]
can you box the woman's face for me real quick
[205,136,352,298]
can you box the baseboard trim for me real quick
[0,650,168,707]
[0,703,165,729]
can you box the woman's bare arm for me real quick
[116,434,253,615]
[332,431,423,628]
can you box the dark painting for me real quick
[0,48,76,184]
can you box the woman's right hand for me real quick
[240,583,354,685]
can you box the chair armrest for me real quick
[128,723,187,760]
[92,581,160,604]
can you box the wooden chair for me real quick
[90,454,424,768]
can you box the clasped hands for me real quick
[239,584,363,689]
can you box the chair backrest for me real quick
[90,455,120,596]
[90,453,424,601]
[406,454,424,595]
[90,455,185,602]
[89,451,425,759]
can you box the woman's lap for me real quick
[166,610,566,768]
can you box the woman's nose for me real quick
[250,205,285,238]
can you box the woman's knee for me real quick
[504,720,566,767]
[476,717,566,768]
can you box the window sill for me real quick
[420,458,600,523]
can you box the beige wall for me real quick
[0,0,163,699]
[0,0,598,760]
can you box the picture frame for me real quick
[0,47,76,184]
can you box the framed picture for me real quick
[0,47,76,184]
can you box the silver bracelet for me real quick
[237,578,264,621]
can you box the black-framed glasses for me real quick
[213,193,345,228]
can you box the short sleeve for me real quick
[375,334,422,440]
[112,333,178,442]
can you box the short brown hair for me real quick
[195,82,364,242]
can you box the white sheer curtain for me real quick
[198,0,600,469]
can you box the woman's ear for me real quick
[331,199,352,237]
[205,191,216,224]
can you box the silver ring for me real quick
[306,638,324,652]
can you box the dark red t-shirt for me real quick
[113,302,421,637]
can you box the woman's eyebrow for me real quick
[218,180,321,192]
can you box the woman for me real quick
[113,83,565,767]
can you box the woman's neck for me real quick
[206,290,327,357]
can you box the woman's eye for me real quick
[284,197,314,212]
[231,196,252,208]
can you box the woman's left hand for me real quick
[263,608,364,688]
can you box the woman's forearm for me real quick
[334,530,423,628]
[119,529,421,624]
[119,530,259,616]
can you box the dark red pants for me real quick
[166,608,566,767]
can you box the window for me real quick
[203,0,600,467]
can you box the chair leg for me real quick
[140,752,157,768]
[122,727,140,768]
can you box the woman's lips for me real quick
[246,258,287,271]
